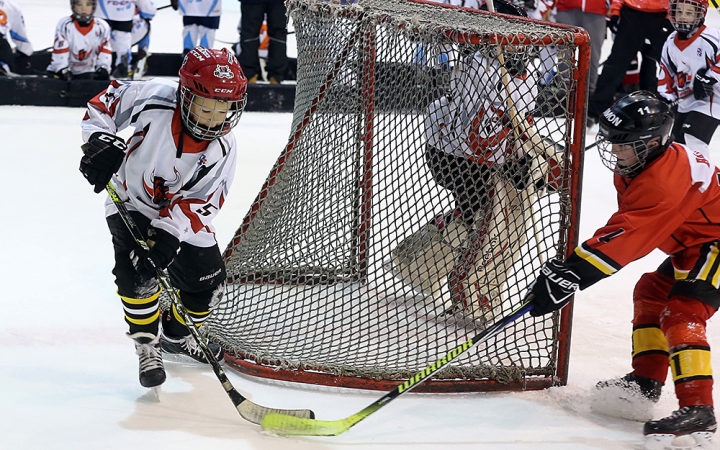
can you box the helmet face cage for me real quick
[179,85,247,140]
[71,0,96,26]
[596,135,652,177]
[670,0,707,36]
[178,47,248,141]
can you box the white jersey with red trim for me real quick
[47,17,111,76]
[658,25,720,117]
[0,0,33,56]
[81,78,238,248]
[177,0,221,17]
[425,53,538,165]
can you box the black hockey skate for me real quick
[128,332,166,388]
[112,55,129,79]
[591,373,663,421]
[160,332,224,364]
[644,406,716,450]
[596,373,663,402]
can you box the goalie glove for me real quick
[527,259,580,317]
[80,132,127,193]
[694,68,717,100]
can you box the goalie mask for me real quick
[178,47,248,141]
[669,0,708,40]
[481,0,531,75]
[71,0,96,27]
[596,91,674,178]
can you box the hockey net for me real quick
[209,0,590,392]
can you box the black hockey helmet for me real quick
[480,0,529,17]
[71,0,97,27]
[596,91,674,178]
[481,0,531,75]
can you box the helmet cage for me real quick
[71,0,96,26]
[670,0,707,37]
[179,85,247,141]
[596,136,653,177]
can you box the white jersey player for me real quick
[389,0,557,325]
[47,0,112,80]
[79,47,248,389]
[170,0,222,55]
[658,0,720,154]
[0,0,33,74]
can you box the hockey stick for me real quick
[105,182,314,424]
[261,297,534,436]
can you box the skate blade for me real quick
[645,432,715,450]
[151,386,161,402]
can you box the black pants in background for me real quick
[238,2,288,82]
[588,6,671,119]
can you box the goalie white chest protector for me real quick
[81,78,238,248]
[425,52,538,165]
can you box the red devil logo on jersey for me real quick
[73,49,89,61]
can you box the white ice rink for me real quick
[2,1,720,449]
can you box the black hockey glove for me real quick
[130,227,180,279]
[94,67,109,80]
[694,68,717,100]
[528,259,580,317]
[80,132,127,193]
[607,15,620,35]
[170,0,178,10]
[508,153,534,190]
[48,67,70,80]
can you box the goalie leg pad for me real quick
[449,180,531,322]
[390,210,468,298]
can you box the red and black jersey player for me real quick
[78,46,248,391]
[527,91,720,445]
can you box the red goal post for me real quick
[210,0,591,392]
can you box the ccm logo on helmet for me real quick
[215,88,234,93]
[603,109,622,127]
[214,65,235,79]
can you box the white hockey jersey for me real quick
[0,0,32,56]
[177,0,221,17]
[47,17,112,76]
[97,0,155,22]
[81,79,238,248]
[658,25,720,118]
[425,53,538,165]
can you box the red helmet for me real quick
[178,47,248,140]
[669,0,708,38]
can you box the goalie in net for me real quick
[386,0,562,325]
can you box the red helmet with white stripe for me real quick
[178,46,248,140]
